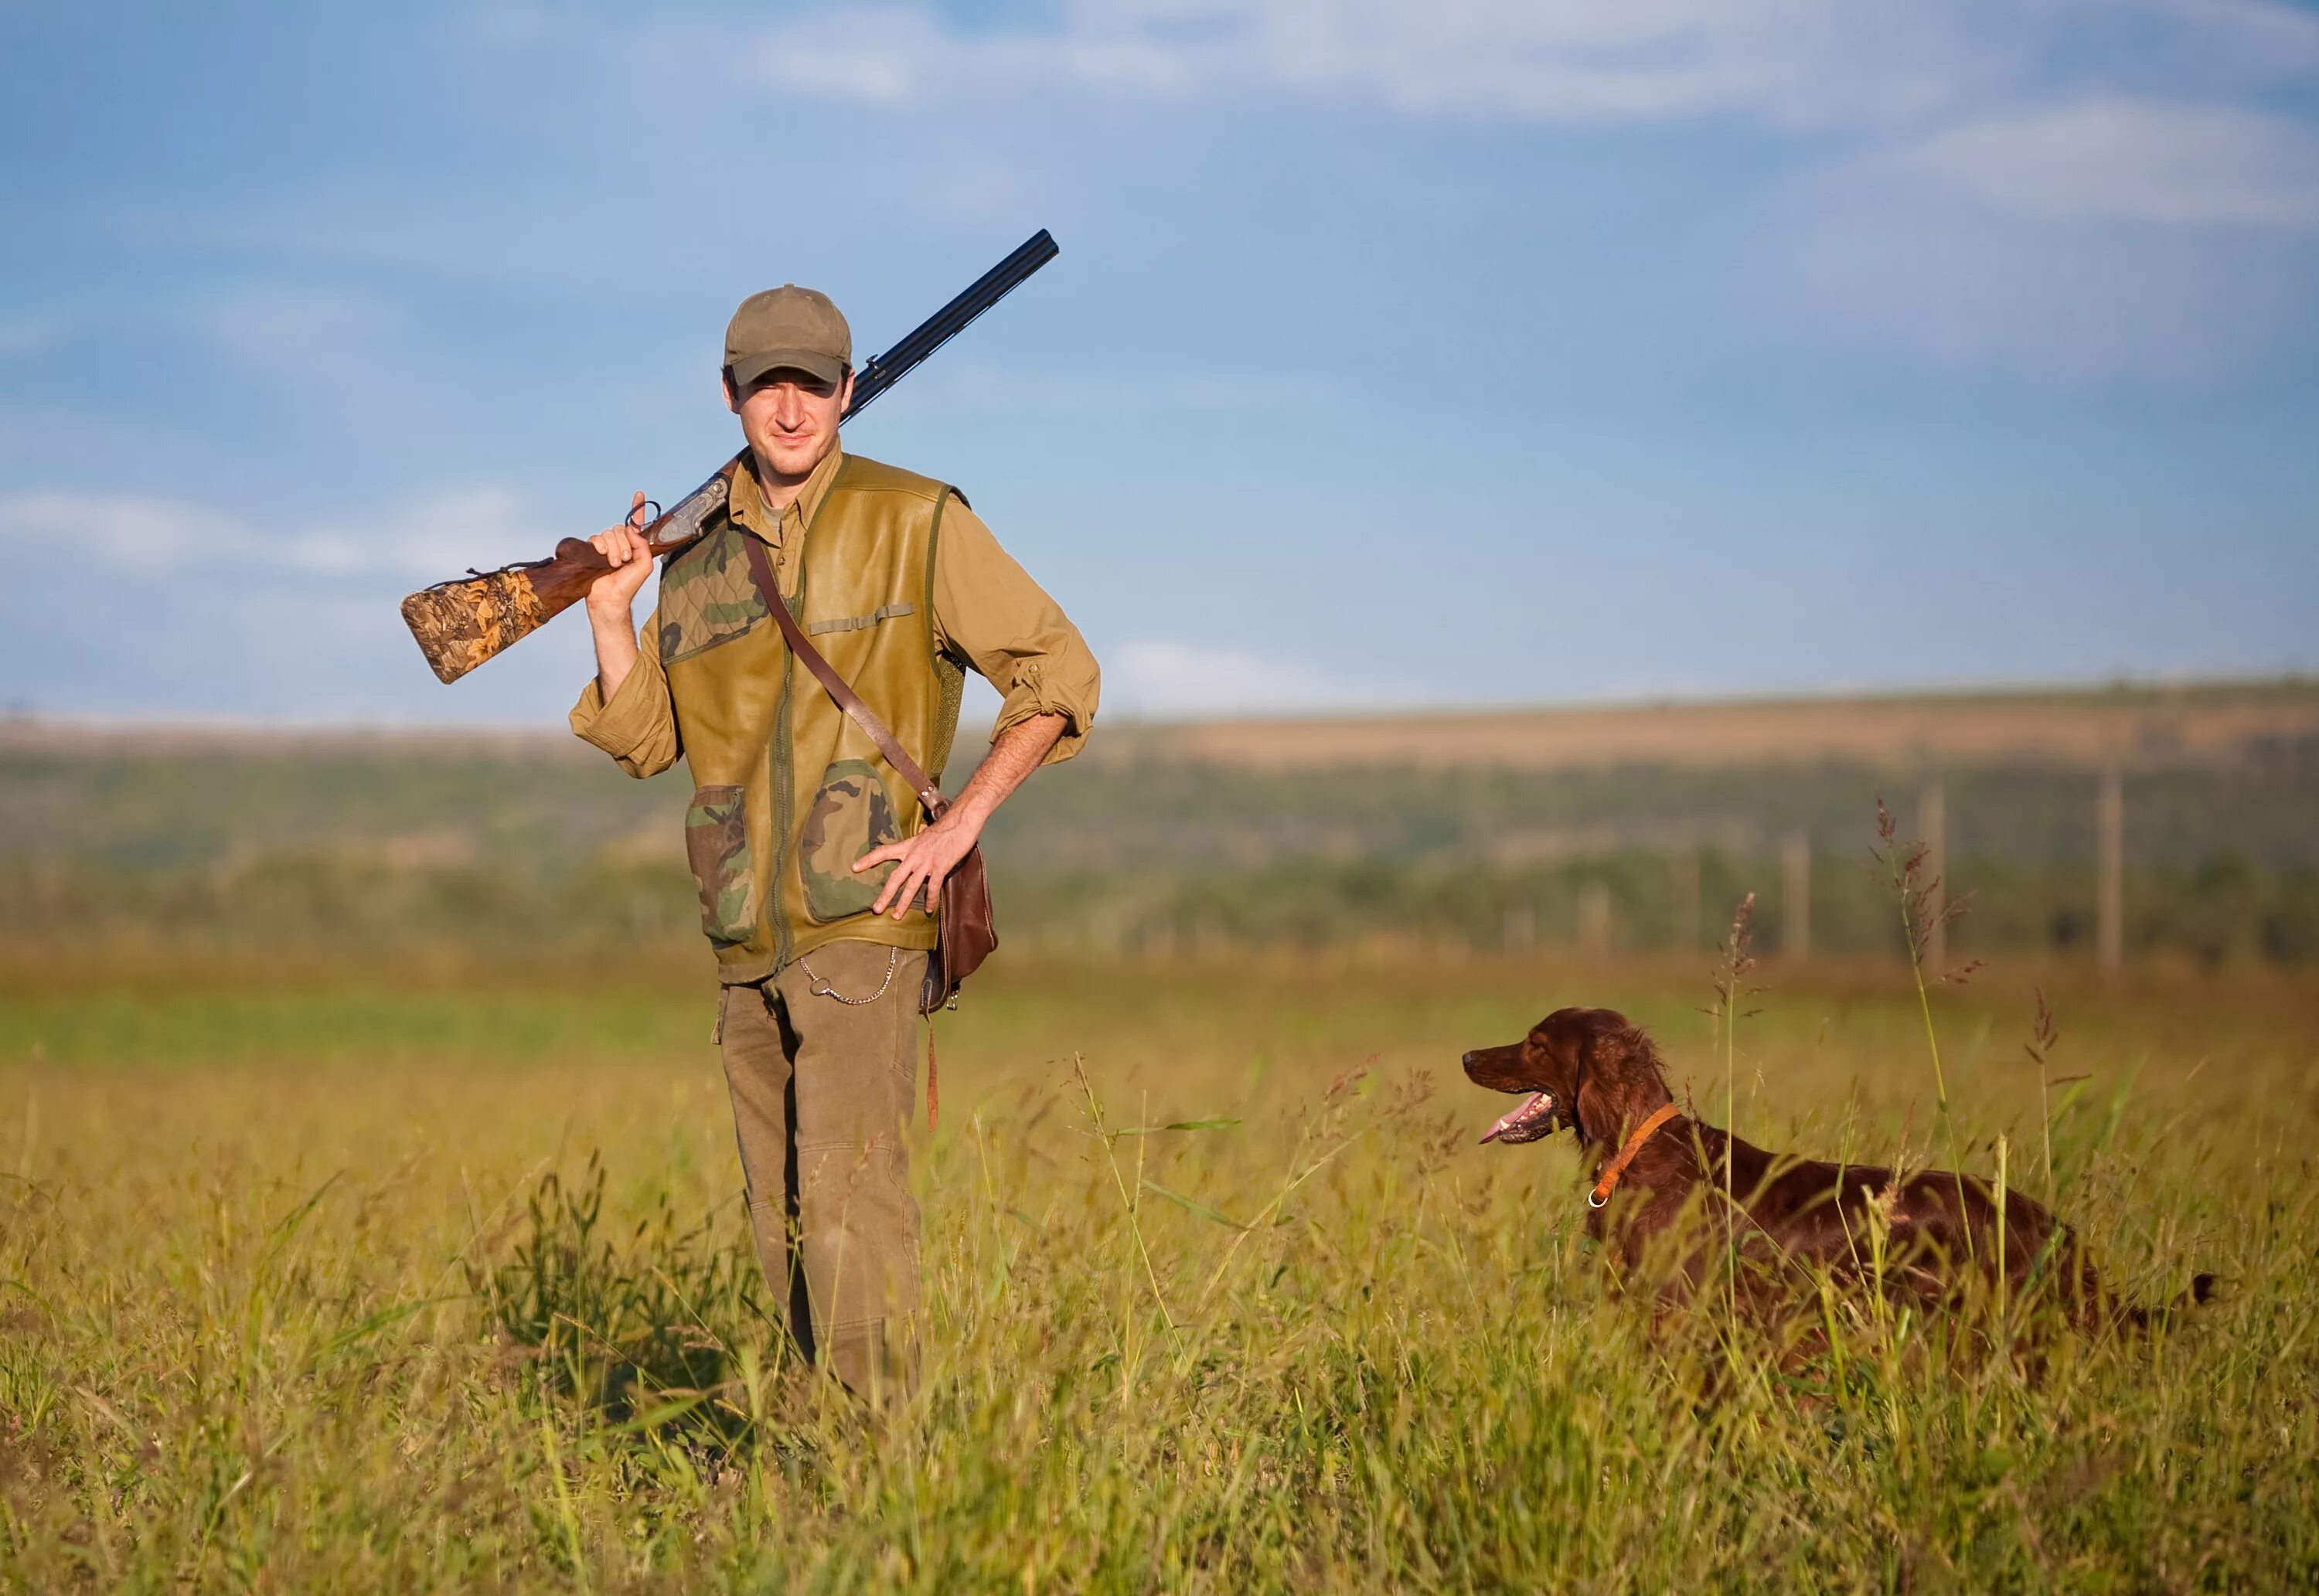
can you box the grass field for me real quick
[4,945,2315,1591]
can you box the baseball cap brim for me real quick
[728,349,847,387]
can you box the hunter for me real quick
[571,284,1099,1397]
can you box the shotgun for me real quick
[399,229,1061,684]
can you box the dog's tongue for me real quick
[1480,1091,1554,1145]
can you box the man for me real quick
[570,283,1098,1397]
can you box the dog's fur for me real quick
[1464,1006,2211,1330]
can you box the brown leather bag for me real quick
[742,537,996,1013]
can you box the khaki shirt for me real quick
[570,446,1098,778]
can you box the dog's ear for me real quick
[1569,1019,1623,1142]
[1572,1019,1653,1142]
[1572,1072,1614,1145]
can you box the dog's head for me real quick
[1463,1006,1671,1149]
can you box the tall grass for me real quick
[1706,893,1760,1349]
[2,955,2314,1590]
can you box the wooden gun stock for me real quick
[399,228,1060,686]
[399,458,742,684]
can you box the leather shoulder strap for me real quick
[741,532,946,816]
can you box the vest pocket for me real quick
[657,528,769,665]
[684,784,757,944]
[799,758,901,923]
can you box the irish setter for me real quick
[1464,1006,2211,1331]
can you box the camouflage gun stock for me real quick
[400,228,1061,684]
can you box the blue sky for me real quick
[3,0,2316,725]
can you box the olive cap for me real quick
[724,284,852,387]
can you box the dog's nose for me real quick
[1460,1050,1478,1069]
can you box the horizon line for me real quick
[3,669,2312,745]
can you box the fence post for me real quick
[1919,781,1947,969]
[1782,830,1811,961]
[2097,767,2123,975]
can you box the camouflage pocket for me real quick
[684,784,756,944]
[657,527,768,665]
[799,758,901,924]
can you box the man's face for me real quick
[725,366,853,479]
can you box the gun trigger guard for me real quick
[627,499,662,530]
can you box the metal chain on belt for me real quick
[798,946,901,1006]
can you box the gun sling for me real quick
[741,533,997,1018]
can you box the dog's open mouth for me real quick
[1479,1091,1558,1145]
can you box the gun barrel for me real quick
[845,229,1059,418]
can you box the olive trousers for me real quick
[717,939,925,1400]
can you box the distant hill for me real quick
[1082,677,2319,774]
[12,675,2312,774]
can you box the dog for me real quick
[1463,1006,2211,1332]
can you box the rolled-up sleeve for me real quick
[568,609,683,778]
[930,499,1099,764]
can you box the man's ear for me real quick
[839,366,854,414]
[720,367,740,413]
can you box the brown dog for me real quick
[1464,1006,2210,1330]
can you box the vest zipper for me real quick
[769,642,795,972]
[768,458,848,971]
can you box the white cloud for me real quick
[720,0,2319,137]
[1772,94,2319,381]
[0,492,252,570]
[286,485,555,578]
[1105,637,1399,718]
[0,486,554,581]
[737,0,2005,132]
[1864,97,2319,229]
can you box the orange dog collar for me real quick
[1588,1102,1681,1209]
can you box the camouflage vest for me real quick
[658,454,966,983]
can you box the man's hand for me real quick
[849,710,1068,919]
[585,491,654,702]
[587,490,657,618]
[855,807,984,919]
